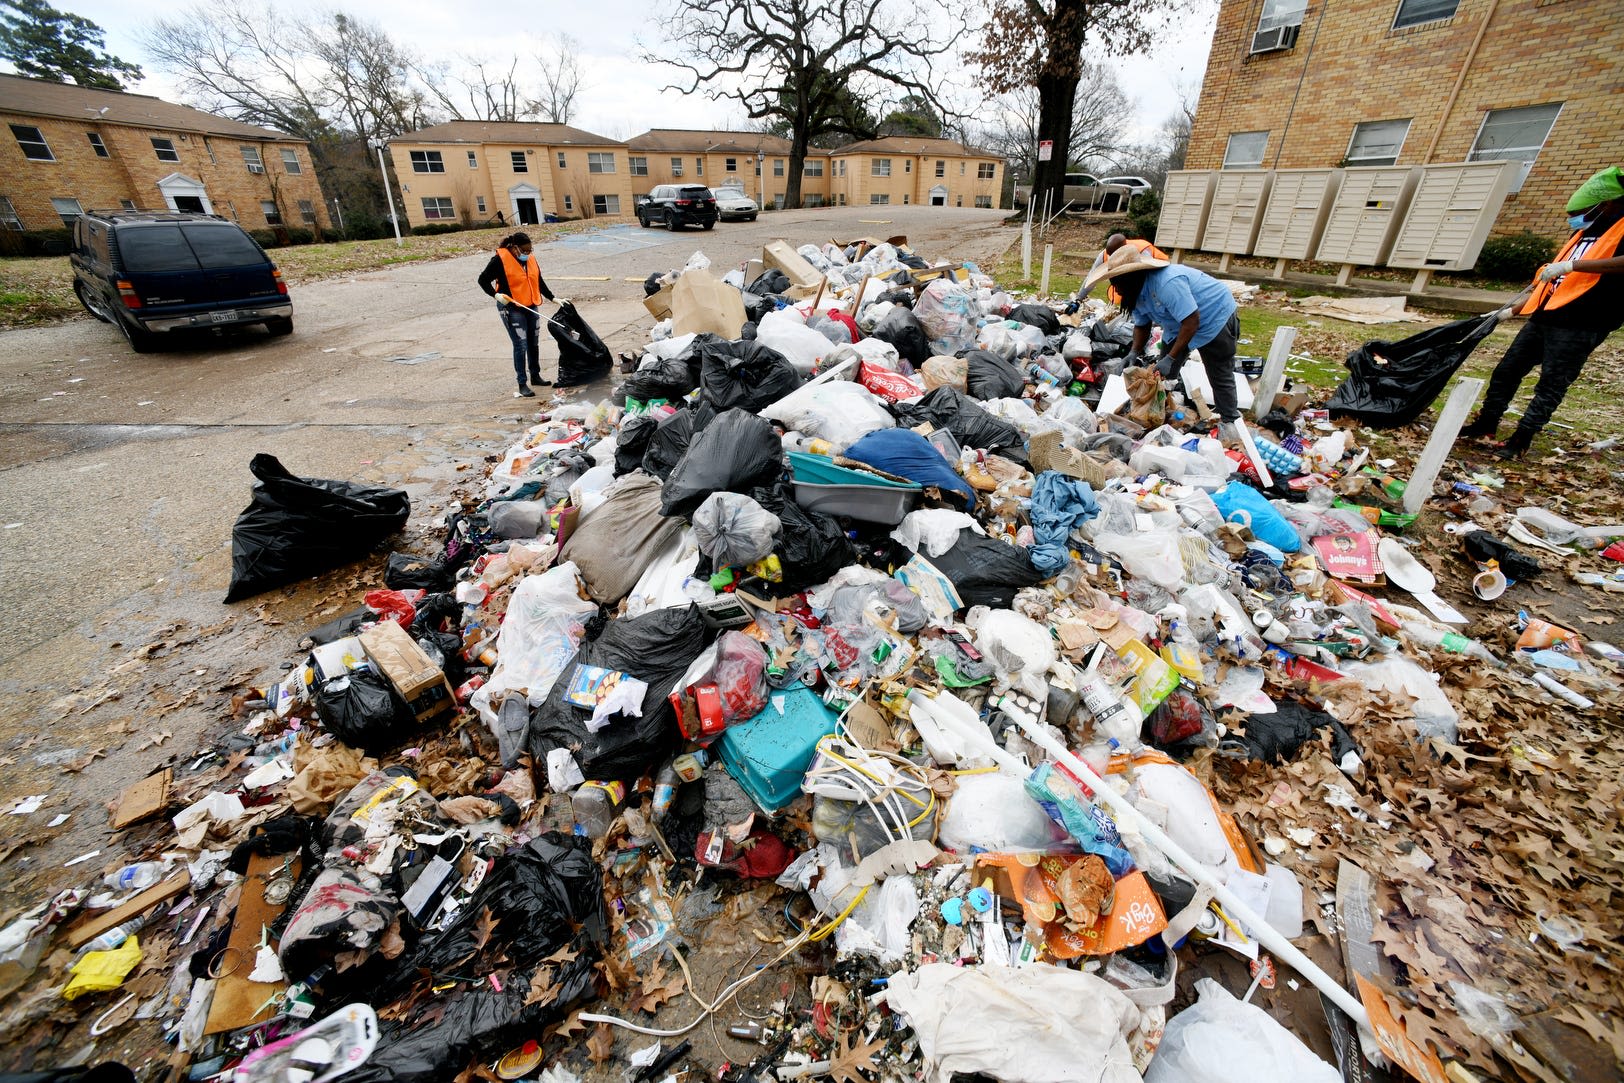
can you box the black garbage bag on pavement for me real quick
[870,307,930,366]
[642,407,699,480]
[614,413,659,476]
[1224,700,1359,763]
[695,334,802,417]
[547,301,614,387]
[749,482,857,596]
[384,552,452,592]
[1007,303,1061,336]
[891,387,1025,459]
[1328,312,1501,427]
[923,529,1045,609]
[314,668,414,754]
[225,453,410,603]
[527,605,715,780]
[961,349,1026,400]
[660,408,785,519]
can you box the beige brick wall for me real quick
[388,140,636,227]
[1,112,330,230]
[623,147,1001,209]
[1186,0,1623,239]
[830,153,1004,209]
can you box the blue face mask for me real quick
[517,252,530,263]
[1568,207,1600,231]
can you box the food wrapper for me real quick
[63,935,142,1001]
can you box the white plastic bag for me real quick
[474,563,597,726]
[937,772,1058,852]
[1097,531,1185,589]
[1062,329,1094,360]
[1342,656,1460,742]
[692,492,781,568]
[1144,979,1338,1083]
[850,337,902,371]
[757,309,831,374]
[761,380,894,451]
[967,608,1055,677]
[891,509,981,558]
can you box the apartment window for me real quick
[87,132,108,158]
[630,156,648,177]
[774,193,784,208]
[119,199,136,211]
[0,196,22,229]
[51,197,83,225]
[421,196,454,220]
[671,156,684,176]
[1251,0,1306,51]
[1469,103,1562,193]
[151,138,180,162]
[593,194,621,214]
[11,124,53,160]
[695,158,703,175]
[563,194,573,210]
[1345,119,1411,167]
[511,150,528,173]
[410,150,444,173]
[280,148,301,174]
[754,158,761,176]
[297,199,316,224]
[261,200,282,225]
[557,151,566,168]
[773,158,784,177]
[978,162,996,179]
[241,146,263,171]
[904,160,911,174]
[468,150,478,168]
[587,152,615,173]
[935,160,945,178]
[804,160,823,176]
[1392,0,1458,29]
[870,193,890,205]
[725,157,737,172]
[872,158,892,177]
[805,194,824,207]
[837,193,846,206]
[902,194,910,204]
[476,196,487,214]
[975,195,993,208]
[957,196,964,206]
[1223,130,1269,168]
[840,161,848,177]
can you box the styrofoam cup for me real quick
[1473,567,1507,601]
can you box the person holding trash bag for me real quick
[478,231,557,398]
[1461,166,1624,459]
[1083,244,1242,432]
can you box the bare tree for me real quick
[530,34,583,124]
[643,0,958,208]
[419,54,530,122]
[976,64,1131,183]
[307,11,431,142]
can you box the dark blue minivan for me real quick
[70,210,293,352]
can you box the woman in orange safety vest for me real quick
[478,231,556,398]
[1462,167,1624,459]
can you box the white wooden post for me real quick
[1335,263,1354,287]
[1403,377,1482,515]
[1040,244,1053,297]
[1252,325,1297,419]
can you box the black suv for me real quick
[70,210,293,352]
[635,185,718,231]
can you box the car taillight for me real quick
[272,268,288,295]
[674,199,692,207]
[116,279,140,309]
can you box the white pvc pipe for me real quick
[907,690,1371,1030]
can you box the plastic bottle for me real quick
[103,862,165,892]
[1027,363,1063,388]
[651,762,681,822]
[1079,678,1140,747]
[77,914,147,954]
[570,780,627,838]
[1401,621,1502,666]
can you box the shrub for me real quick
[1473,230,1558,282]
[248,229,281,249]
[283,227,315,246]
[0,228,75,257]
[412,222,465,236]
[1127,191,1161,242]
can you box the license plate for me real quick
[210,310,238,324]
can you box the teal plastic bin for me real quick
[788,451,919,489]
[717,685,842,813]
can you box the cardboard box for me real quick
[672,268,746,339]
[359,621,455,723]
[762,240,823,298]
[643,280,674,321]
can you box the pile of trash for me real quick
[5,234,1622,1083]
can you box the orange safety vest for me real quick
[497,248,542,308]
[1107,239,1171,305]
[1520,217,1624,315]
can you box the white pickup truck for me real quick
[1013,172,1134,214]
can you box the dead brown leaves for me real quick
[827,1028,887,1083]
[586,1022,614,1064]
[628,960,685,1015]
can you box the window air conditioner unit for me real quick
[247,163,264,173]
[1250,23,1300,54]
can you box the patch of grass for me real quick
[0,258,81,330]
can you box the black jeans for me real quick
[500,305,541,383]
[1163,312,1242,421]
[1478,320,1609,437]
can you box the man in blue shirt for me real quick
[1082,245,1242,422]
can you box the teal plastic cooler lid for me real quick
[717,685,842,813]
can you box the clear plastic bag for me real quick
[693,492,782,568]
[1145,979,1338,1083]
[762,380,895,451]
[913,279,977,355]
[714,630,768,723]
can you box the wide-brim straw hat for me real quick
[1082,243,1169,291]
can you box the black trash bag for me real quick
[642,407,699,481]
[660,408,785,519]
[1463,529,1542,582]
[0,1064,135,1083]
[615,413,659,476]
[1090,317,1135,360]
[411,592,461,635]
[748,269,791,296]
[527,606,715,780]
[314,668,414,754]
[621,340,702,401]
[741,292,776,322]
[920,529,1045,609]
[961,348,1026,400]
[644,271,668,296]
[891,386,1025,457]
[876,287,915,307]
[385,552,452,592]
[225,453,410,603]
[1328,312,1501,427]
[1007,303,1061,336]
[1223,701,1359,764]
[870,307,930,366]
[299,607,371,648]
[696,334,802,417]
[749,482,857,596]
[547,300,614,388]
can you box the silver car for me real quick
[714,186,759,222]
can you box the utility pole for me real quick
[370,139,403,246]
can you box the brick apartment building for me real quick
[0,73,330,234]
[624,130,1004,210]
[386,121,635,228]
[1186,0,1622,238]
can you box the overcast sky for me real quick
[54,0,1217,154]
